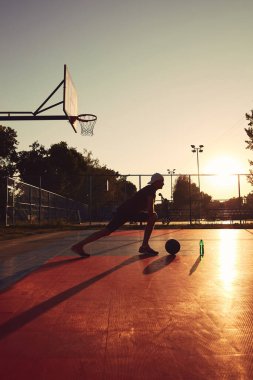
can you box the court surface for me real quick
[0,228,252,379]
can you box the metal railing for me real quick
[4,177,88,226]
[79,173,253,226]
[2,173,253,226]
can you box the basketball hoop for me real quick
[0,65,99,135]
[76,114,97,136]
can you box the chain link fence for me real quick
[80,173,253,226]
[4,177,88,226]
[1,174,253,226]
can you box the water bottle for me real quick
[199,239,204,258]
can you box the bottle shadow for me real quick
[189,256,201,275]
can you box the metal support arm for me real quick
[0,79,65,121]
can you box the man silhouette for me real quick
[71,173,164,256]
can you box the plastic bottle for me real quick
[199,239,204,258]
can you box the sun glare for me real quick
[218,230,238,292]
[205,156,245,189]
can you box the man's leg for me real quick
[71,213,128,256]
[142,213,157,247]
[71,228,111,256]
[139,213,158,254]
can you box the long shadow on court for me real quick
[0,258,83,292]
[143,255,175,274]
[39,257,84,271]
[0,267,38,292]
[0,254,160,340]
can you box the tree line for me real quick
[0,126,137,222]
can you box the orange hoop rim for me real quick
[76,113,97,122]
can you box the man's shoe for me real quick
[139,246,159,255]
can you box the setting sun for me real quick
[203,156,247,199]
[206,156,245,178]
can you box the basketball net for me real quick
[77,114,97,136]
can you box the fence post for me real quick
[48,192,50,223]
[89,175,92,225]
[12,178,15,226]
[238,174,242,225]
[5,177,8,226]
[67,198,69,222]
[29,186,32,224]
[189,175,192,225]
[39,176,42,225]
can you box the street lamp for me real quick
[191,145,204,222]
[167,169,176,202]
[191,145,204,190]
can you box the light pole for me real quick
[167,169,176,202]
[191,145,204,221]
[191,145,204,191]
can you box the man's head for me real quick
[148,173,164,189]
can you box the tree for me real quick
[222,197,241,209]
[16,141,48,187]
[173,175,212,218]
[17,142,137,219]
[245,111,253,186]
[17,141,90,200]
[173,175,192,209]
[0,125,18,178]
[245,193,253,209]
[80,164,136,220]
[0,126,19,224]
[45,142,89,200]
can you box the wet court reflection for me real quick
[218,229,238,291]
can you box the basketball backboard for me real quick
[63,65,78,132]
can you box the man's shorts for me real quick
[106,211,149,233]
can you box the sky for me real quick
[1,0,253,199]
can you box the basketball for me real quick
[165,239,180,255]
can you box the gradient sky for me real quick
[1,0,253,199]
